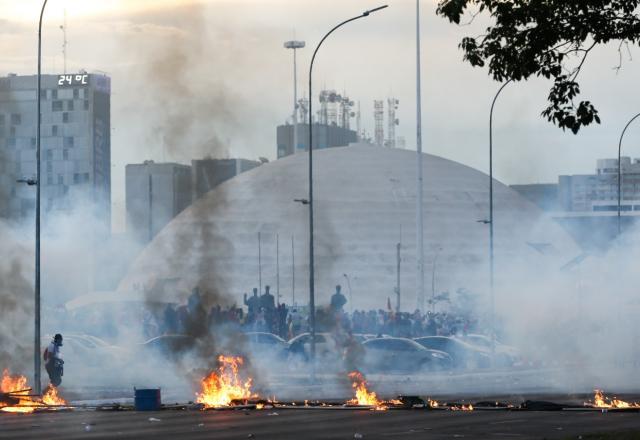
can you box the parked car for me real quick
[361,337,452,373]
[461,334,522,367]
[287,332,344,369]
[244,332,289,360]
[414,336,491,370]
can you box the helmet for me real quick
[54,334,63,345]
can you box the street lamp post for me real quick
[307,4,387,377]
[617,112,640,236]
[488,79,511,358]
[34,0,49,396]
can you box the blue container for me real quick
[134,388,161,411]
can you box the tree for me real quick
[437,0,640,133]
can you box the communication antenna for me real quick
[374,100,384,146]
[60,9,68,74]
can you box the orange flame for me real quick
[450,404,474,411]
[196,356,256,408]
[587,390,640,409]
[346,371,385,409]
[1,369,67,413]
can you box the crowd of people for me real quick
[145,284,478,342]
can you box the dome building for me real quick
[118,146,580,311]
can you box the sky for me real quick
[1,0,640,232]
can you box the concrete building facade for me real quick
[276,123,358,159]
[559,157,640,212]
[191,158,261,200]
[0,73,111,229]
[126,161,192,243]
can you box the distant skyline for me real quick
[1,0,640,232]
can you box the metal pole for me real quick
[293,49,298,154]
[291,235,295,305]
[431,251,439,314]
[258,232,262,294]
[396,242,401,312]
[35,0,48,396]
[618,112,640,236]
[276,233,280,305]
[148,173,153,242]
[307,4,388,379]
[416,0,425,313]
[489,79,511,357]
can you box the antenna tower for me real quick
[374,100,384,147]
[387,98,399,148]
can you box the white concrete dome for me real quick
[118,146,580,311]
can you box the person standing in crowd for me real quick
[244,288,260,323]
[330,285,347,312]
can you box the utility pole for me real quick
[396,241,401,312]
[258,232,262,294]
[148,173,153,242]
[291,235,295,305]
[284,40,305,155]
[60,9,67,74]
[415,0,425,312]
[276,233,280,305]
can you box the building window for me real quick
[83,172,90,183]
[0,114,4,126]
[73,173,80,184]
[52,101,63,112]
[8,138,16,147]
[52,125,58,136]
[46,161,52,172]
[10,126,15,136]
[10,113,21,125]
[67,100,74,111]
[31,138,36,148]
[40,89,47,100]
[73,89,80,99]
[52,89,58,100]
[83,100,89,111]
[63,149,69,160]
[62,112,70,123]
[47,175,53,185]
[64,137,74,148]
[46,150,53,160]
[58,175,63,185]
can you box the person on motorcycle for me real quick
[44,334,64,387]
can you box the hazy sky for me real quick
[1,0,640,231]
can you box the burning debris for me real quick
[347,371,383,408]
[585,390,640,409]
[0,369,67,413]
[195,356,257,409]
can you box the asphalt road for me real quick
[1,407,640,440]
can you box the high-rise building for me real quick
[0,72,111,230]
[126,161,192,243]
[559,157,640,212]
[191,158,262,200]
[276,124,358,159]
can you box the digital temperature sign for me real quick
[57,74,89,87]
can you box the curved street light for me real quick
[33,0,49,396]
[617,112,640,236]
[307,4,388,376]
[488,79,511,358]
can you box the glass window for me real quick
[8,138,15,147]
[83,100,89,111]
[83,172,90,183]
[47,175,53,185]
[31,138,36,148]
[10,113,21,125]
[63,149,69,160]
[67,100,74,111]
[46,150,53,160]
[10,126,15,136]
[52,125,58,136]
[57,175,63,185]
[40,89,47,100]
[0,114,5,125]
[52,101,63,112]
[73,89,80,99]
[46,161,52,172]
[51,89,58,100]
[62,112,69,123]
[64,137,74,148]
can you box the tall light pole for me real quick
[307,4,388,376]
[617,112,640,236]
[35,0,49,396]
[416,0,425,312]
[284,40,305,156]
[488,79,511,356]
